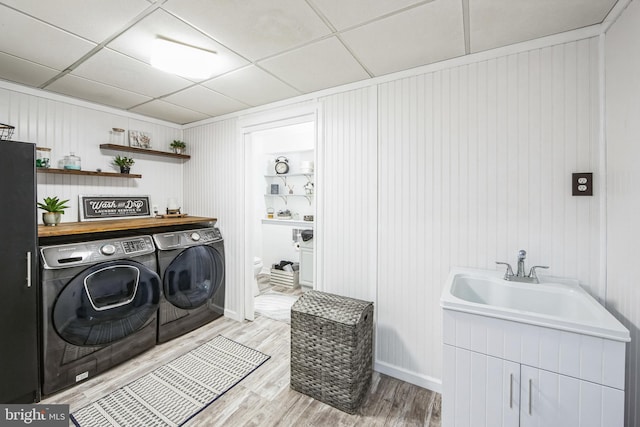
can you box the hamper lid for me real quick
[291,290,373,325]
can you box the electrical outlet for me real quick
[572,172,593,196]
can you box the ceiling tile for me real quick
[259,37,370,93]
[69,48,192,98]
[163,0,332,60]
[203,66,301,106]
[130,99,209,124]
[163,85,249,117]
[108,9,249,81]
[0,52,59,87]
[341,0,465,77]
[0,5,95,70]
[470,0,618,53]
[310,0,428,30]
[47,74,152,110]
[0,0,150,43]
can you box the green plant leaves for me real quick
[37,196,70,213]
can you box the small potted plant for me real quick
[170,140,186,154]
[37,196,70,226]
[113,155,135,174]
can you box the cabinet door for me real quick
[520,365,624,427]
[0,141,38,403]
[443,345,520,427]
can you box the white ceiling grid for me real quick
[0,0,618,124]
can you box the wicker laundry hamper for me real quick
[290,290,374,414]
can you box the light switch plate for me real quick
[572,172,593,196]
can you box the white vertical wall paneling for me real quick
[182,118,242,320]
[377,38,601,388]
[605,1,640,425]
[0,88,183,224]
[318,87,377,303]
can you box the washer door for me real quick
[164,245,224,310]
[53,260,160,346]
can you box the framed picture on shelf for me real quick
[270,184,279,194]
[129,130,152,149]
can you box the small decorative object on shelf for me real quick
[170,140,186,154]
[270,184,279,194]
[63,152,81,170]
[266,207,275,218]
[113,155,135,174]
[129,130,152,148]
[300,160,314,174]
[287,184,295,194]
[109,127,126,145]
[275,156,289,174]
[37,196,70,226]
[277,209,292,219]
[0,123,15,140]
[304,181,314,195]
[36,147,51,168]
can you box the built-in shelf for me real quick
[261,218,314,228]
[37,168,141,178]
[264,194,313,205]
[99,144,190,160]
[265,172,313,185]
[264,173,313,178]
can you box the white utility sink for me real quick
[441,267,630,342]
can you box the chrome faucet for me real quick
[496,249,549,284]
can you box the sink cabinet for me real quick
[442,310,626,427]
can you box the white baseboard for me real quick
[374,361,442,394]
[224,308,242,322]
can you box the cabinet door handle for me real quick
[26,251,32,288]
[509,373,513,409]
[528,378,532,415]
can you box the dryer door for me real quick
[164,245,224,310]
[53,260,160,346]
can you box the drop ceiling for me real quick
[0,0,619,124]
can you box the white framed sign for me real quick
[79,195,152,221]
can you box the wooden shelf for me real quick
[38,216,217,238]
[37,168,141,178]
[99,144,190,159]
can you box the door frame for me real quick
[239,103,320,320]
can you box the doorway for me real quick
[241,107,318,321]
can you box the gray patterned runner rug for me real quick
[71,335,270,427]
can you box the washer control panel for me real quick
[41,235,155,269]
[153,227,222,250]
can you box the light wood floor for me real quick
[42,314,441,426]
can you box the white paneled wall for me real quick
[318,87,377,302]
[182,118,242,319]
[181,37,603,392]
[605,1,640,426]
[376,38,601,387]
[0,87,183,223]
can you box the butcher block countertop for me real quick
[38,216,217,238]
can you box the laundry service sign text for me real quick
[79,195,152,221]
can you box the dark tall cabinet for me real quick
[0,140,39,403]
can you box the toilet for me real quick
[253,257,264,296]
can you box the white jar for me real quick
[63,152,81,170]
